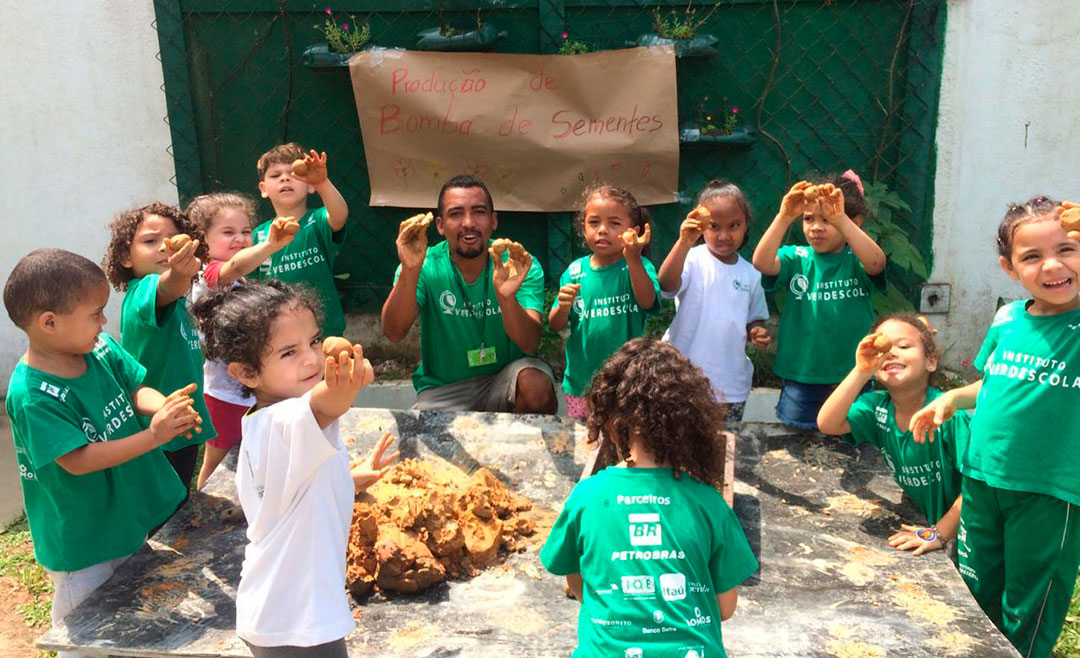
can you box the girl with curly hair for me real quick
[103,202,215,496]
[541,338,757,658]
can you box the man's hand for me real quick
[292,149,328,186]
[269,216,300,247]
[556,283,581,312]
[396,212,432,271]
[855,333,893,373]
[349,432,401,493]
[621,224,651,261]
[778,181,813,223]
[748,325,771,350]
[491,239,532,299]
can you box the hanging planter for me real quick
[415,23,507,52]
[680,126,756,146]
[304,11,373,70]
[302,43,367,69]
[634,33,719,59]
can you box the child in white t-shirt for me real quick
[192,279,398,657]
[658,180,771,421]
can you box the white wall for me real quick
[929,0,1080,367]
[0,1,178,385]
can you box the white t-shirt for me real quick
[191,267,255,406]
[235,392,355,647]
[661,247,769,403]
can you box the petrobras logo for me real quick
[439,289,458,314]
[569,260,583,277]
[687,607,712,627]
[874,406,888,425]
[629,513,662,546]
[621,575,655,597]
[659,573,686,601]
[794,246,810,258]
[38,381,68,401]
[789,274,810,300]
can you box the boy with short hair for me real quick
[3,249,200,655]
[250,143,351,336]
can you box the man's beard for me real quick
[454,235,486,259]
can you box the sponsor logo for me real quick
[629,513,662,546]
[794,246,811,258]
[789,274,809,299]
[17,463,36,481]
[732,278,751,293]
[688,581,711,594]
[874,406,888,425]
[653,610,665,624]
[659,573,686,601]
[439,290,458,314]
[611,549,686,562]
[624,650,643,658]
[591,618,632,628]
[687,607,712,627]
[595,583,620,596]
[621,575,655,597]
[38,381,68,401]
[1069,322,1080,331]
[679,648,705,658]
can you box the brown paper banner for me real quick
[349,47,679,212]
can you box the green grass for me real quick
[1,516,53,629]
[1054,573,1080,657]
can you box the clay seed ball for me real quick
[292,159,309,177]
[322,336,354,360]
[692,205,711,220]
[802,185,821,202]
[872,334,893,354]
[1060,207,1080,232]
[164,233,191,254]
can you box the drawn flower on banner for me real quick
[393,158,415,179]
[493,163,518,183]
[465,159,489,177]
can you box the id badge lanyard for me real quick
[458,255,498,368]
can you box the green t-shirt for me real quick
[555,256,660,396]
[541,467,758,658]
[763,245,887,384]
[4,335,186,572]
[395,240,546,393]
[251,206,347,337]
[844,388,966,524]
[967,301,1080,506]
[120,274,216,450]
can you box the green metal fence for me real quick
[153,0,945,312]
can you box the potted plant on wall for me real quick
[680,98,754,145]
[302,7,372,69]
[634,3,719,58]
[415,7,506,52]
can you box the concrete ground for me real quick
[0,415,23,526]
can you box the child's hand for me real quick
[1057,202,1080,241]
[888,524,944,555]
[149,394,201,445]
[167,237,202,280]
[678,207,708,245]
[855,333,893,372]
[817,184,847,224]
[556,283,581,312]
[748,325,771,349]
[324,343,375,395]
[396,212,432,271]
[908,394,956,443]
[621,224,651,260]
[349,432,400,493]
[491,239,532,299]
[292,149,328,186]
[778,181,813,222]
[269,216,300,247]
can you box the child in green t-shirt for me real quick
[817,313,965,557]
[3,249,200,647]
[541,338,757,658]
[752,171,887,430]
[910,197,1080,658]
[549,183,660,419]
[104,202,217,494]
[249,143,351,338]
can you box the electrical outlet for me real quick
[920,283,951,313]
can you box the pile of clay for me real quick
[346,458,537,596]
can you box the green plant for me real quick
[652,2,719,40]
[558,32,589,55]
[438,7,484,37]
[692,96,740,135]
[1053,571,1080,656]
[319,7,371,53]
[861,181,930,315]
[18,598,51,628]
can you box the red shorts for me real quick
[205,394,247,451]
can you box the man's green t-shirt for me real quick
[844,388,966,524]
[762,245,886,384]
[394,240,546,393]
[5,335,186,572]
[541,467,758,658]
[120,274,216,450]
[251,206,347,337]
[555,256,661,396]
[968,301,1080,506]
